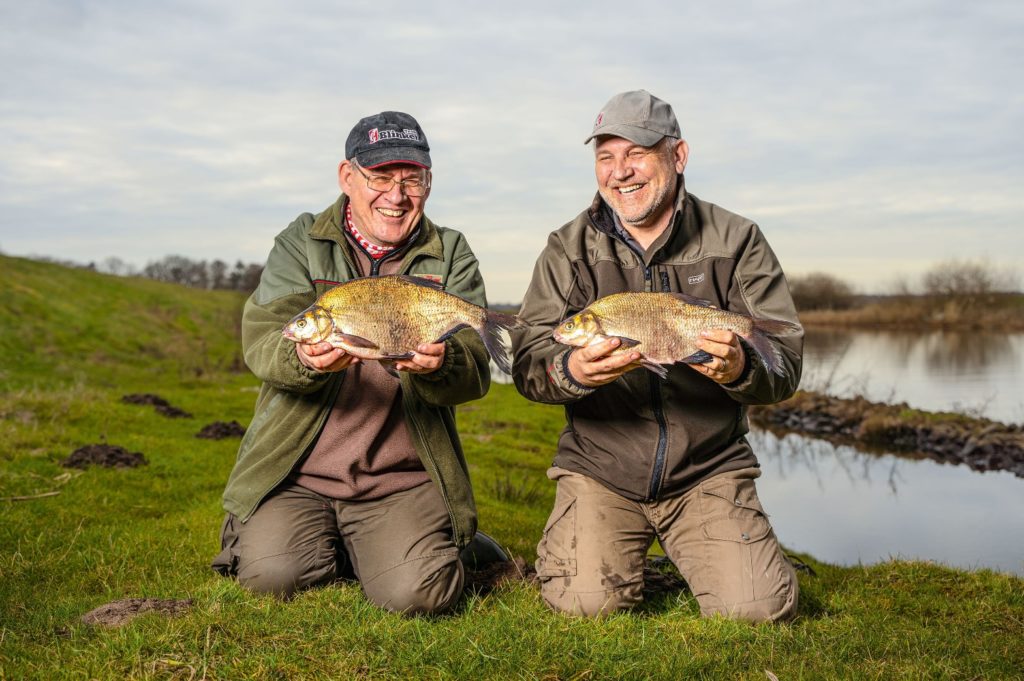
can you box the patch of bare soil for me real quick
[121,393,193,419]
[196,420,246,439]
[750,391,1024,478]
[80,598,193,627]
[62,444,148,469]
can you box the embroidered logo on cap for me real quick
[594,112,604,128]
[367,128,421,144]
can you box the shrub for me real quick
[789,272,856,311]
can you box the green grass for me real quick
[2,255,1023,679]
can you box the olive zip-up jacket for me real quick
[222,194,490,548]
[512,187,803,502]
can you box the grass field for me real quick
[2,255,1022,680]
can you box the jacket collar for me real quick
[309,193,445,263]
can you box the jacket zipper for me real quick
[614,229,670,503]
[645,263,670,500]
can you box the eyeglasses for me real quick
[352,163,430,197]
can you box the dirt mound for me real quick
[196,420,246,439]
[81,598,193,627]
[121,393,170,407]
[62,444,148,469]
[154,404,193,418]
[121,393,193,419]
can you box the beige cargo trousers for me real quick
[536,466,798,621]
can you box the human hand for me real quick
[566,337,641,388]
[689,329,746,384]
[295,341,360,373]
[393,341,446,374]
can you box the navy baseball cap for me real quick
[345,111,431,169]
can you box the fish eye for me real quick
[297,320,306,328]
[565,322,575,330]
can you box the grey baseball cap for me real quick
[584,90,681,146]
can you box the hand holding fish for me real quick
[691,329,747,384]
[295,341,360,373]
[391,342,446,374]
[566,337,643,388]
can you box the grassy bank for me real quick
[2,256,1022,679]
[798,293,1024,330]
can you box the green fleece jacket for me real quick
[221,194,490,548]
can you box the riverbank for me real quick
[749,390,1024,477]
[797,293,1024,330]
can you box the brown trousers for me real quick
[536,466,798,621]
[213,480,463,614]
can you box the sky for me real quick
[1,1,1021,303]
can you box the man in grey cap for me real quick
[213,110,505,613]
[512,91,803,621]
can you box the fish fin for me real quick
[480,310,528,375]
[681,349,713,364]
[740,318,801,376]
[752,317,803,337]
[335,333,379,349]
[379,361,401,378]
[667,292,717,308]
[639,358,669,379]
[395,274,446,291]
[380,351,415,360]
[744,331,787,376]
[616,336,642,349]
[434,323,472,344]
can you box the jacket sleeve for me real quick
[404,232,491,407]
[721,223,804,405]
[511,233,596,405]
[241,216,333,395]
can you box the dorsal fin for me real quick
[667,292,716,308]
[394,274,445,291]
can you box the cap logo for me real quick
[594,112,604,128]
[367,128,421,144]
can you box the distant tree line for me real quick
[790,259,1020,311]
[103,256,264,292]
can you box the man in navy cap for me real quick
[213,111,504,613]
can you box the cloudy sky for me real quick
[1,1,1021,302]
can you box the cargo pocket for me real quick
[535,497,578,579]
[699,477,771,544]
[210,513,241,577]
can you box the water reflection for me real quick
[802,329,1024,424]
[750,428,1024,576]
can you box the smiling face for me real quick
[594,136,689,231]
[338,161,431,246]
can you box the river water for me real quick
[491,329,1024,576]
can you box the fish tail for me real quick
[480,310,528,375]
[745,318,801,376]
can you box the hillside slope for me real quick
[0,255,248,389]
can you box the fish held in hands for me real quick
[283,275,526,374]
[553,291,801,379]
